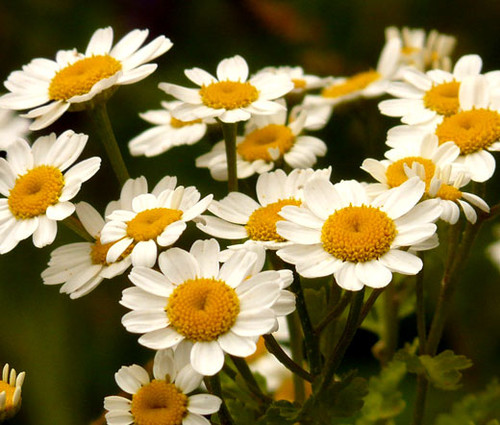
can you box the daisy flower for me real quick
[0,109,30,151]
[254,65,333,94]
[304,37,402,108]
[121,239,290,376]
[195,106,327,180]
[0,130,100,253]
[159,55,294,123]
[104,347,221,425]
[128,101,210,157]
[197,168,331,250]
[378,54,484,126]
[0,27,173,130]
[100,179,212,268]
[0,363,25,422]
[276,177,441,291]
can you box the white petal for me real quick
[379,250,422,274]
[355,261,393,288]
[187,394,222,415]
[158,248,199,283]
[128,266,173,297]
[334,263,364,291]
[217,55,249,82]
[131,240,157,267]
[139,327,184,350]
[217,331,257,357]
[189,239,220,278]
[190,341,225,376]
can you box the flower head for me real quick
[254,66,333,94]
[160,55,294,123]
[104,347,221,425]
[0,27,173,130]
[0,364,25,422]
[0,130,100,253]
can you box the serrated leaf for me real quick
[420,350,473,390]
[394,340,424,374]
[226,399,257,425]
[256,400,301,425]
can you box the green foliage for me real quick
[435,379,500,425]
[257,400,301,425]
[303,286,328,326]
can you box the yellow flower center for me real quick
[127,208,183,242]
[401,46,420,55]
[385,157,435,189]
[170,117,202,128]
[436,184,462,201]
[49,55,122,101]
[131,380,188,425]
[90,237,134,265]
[423,80,460,116]
[245,198,302,241]
[8,165,64,219]
[435,109,500,155]
[199,80,259,110]
[292,78,307,89]
[166,278,240,342]
[321,70,380,98]
[0,381,17,412]
[237,124,295,162]
[321,205,397,262]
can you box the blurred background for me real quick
[1,0,500,423]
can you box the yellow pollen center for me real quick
[131,380,188,425]
[245,198,302,241]
[127,208,183,242]
[90,237,134,265]
[199,80,259,110]
[8,165,64,219]
[435,109,500,155]
[436,184,462,201]
[385,157,435,189]
[321,70,380,98]
[401,46,420,55]
[237,124,295,162]
[321,205,397,262]
[166,278,240,342]
[423,80,460,116]
[49,55,122,101]
[292,78,307,89]
[170,117,202,128]
[0,381,16,411]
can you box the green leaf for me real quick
[435,379,500,425]
[419,350,473,390]
[394,339,424,374]
[256,400,301,425]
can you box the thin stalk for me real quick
[263,334,313,382]
[87,102,130,185]
[230,355,272,404]
[286,312,306,403]
[316,288,365,395]
[205,374,234,425]
[62,215,93,242]
[415,252,427,352]
[314,291,353,335]
[412,375,428,425]
[220,121,238,193]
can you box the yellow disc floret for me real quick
[423,80,460,116]
[8,165,64,219]
[237,124,295,162]
[436,184,462,201]
[170,117,202,128]
[131,380,188,425]
[127,208,183,242]
[166,278,240,342]
[435,109,500,155]
[292,78,307,89]
[245,198,302,241]
[385,157,436,189]
[90,237,134,265]
[321,70,380,98]
[199,80,259,110]
[49,55,122,101]
[321,205,397,262]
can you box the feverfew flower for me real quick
[195,106,327,180]
[121,239,289,375]
[0,110,30,151]
[128,101,209,157]
[276,177,441,291]
[160,55,294,123]
[197,168,331,250]
[0,130,100,253]
[104,348,221,425]
[100,179,212,267]
[0,364,25,422]
[254,65,333,94]
[0,27,172,130]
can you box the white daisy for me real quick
[276,177,442,291]
[197,168,331,250]
[128,101,210,157]
[0,130,100,253]
[0,27,173,130]
[254,65,333,94]
[104,347,221,425]
[121,239,290,376]
[195,106,327,181]
[378,54,484,126]
[100,179,212,268]
[304,37,402,108]
[159,55,294,123]
[0,363,25,422]
[0,109,30,151]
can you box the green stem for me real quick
[230,355,272,404]
[220,121,238,193]
[263,334,313,382]
[415,253,427,352]
[87,102,130,185]
[412,375,428,425]
[358,288,385,326]
[314,291,353,335]
[286,312,306,403]
[380,283,399,365]
[205,374,234,425]
[316,288,365,394]
[62,215,93,242]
